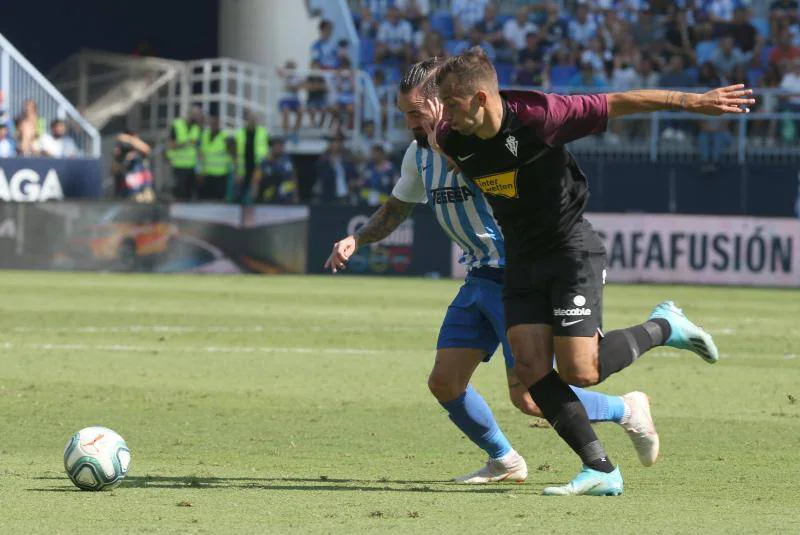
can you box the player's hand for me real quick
[689,84,755,116]
[421,98,444,154]
[324,235,359,273]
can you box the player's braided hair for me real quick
[435,47,498,95]
[399,57,442,99]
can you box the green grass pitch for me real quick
[1,271,799,534]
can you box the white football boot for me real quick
[620,391,660,467]
[453,449,528,484]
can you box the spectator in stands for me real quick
[451,0,491,37]
[634,57,661,87]
[198,115,236,201]
[361,0,394,21]
[257,138,298,204]
[504,6,537,52]
[568,61,608,88]
[277,60,304,140]
[395,0,430,29]
[517,31,548,69]
[37,119,80,158]
[769,0,799,38]
[356,6,380,40]
[14,100,43,157]
[112,131,154,202]
[232,111,269,205]
[613,33,644,76]
[769,27,800,68]
[454,28,497,62]
[752,62,783,145]
[704,0,738,24]
[417,30,447,61]
[581,37,612,81]
[306,60,330,128]
[358,144,396,206]
[631,8,666,55]
[548,47,579,89]
[696,61,731,170]
[729,6,757,54]
[610,54,640,91]
[779,58,800,126]
[0,119,15,158]
[337,39,352,66]
[663,9,698,64]
[312,20,339,70]
[167,104,202,200]
[538,1,569,43]
[414,19,432,50]
[315,136,358,204]
[476,3,511,62]
[660,54,697,87]
[597,9,627,51]
[332,58,356,134]
[375,5,414,67]
[711,35,749,78]
[568,3,598,47]
[512,57,546,87]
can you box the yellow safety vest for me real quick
[235,126,269,176]
[200,129,232,176]
[167,118,201,169]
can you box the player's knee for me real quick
[427,372,460,402]
[559,367,600,387]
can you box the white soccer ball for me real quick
[63,426,131,491]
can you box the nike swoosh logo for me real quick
[561,319,584,327]
[456,153,474,162]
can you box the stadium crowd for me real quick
[0,90,82,159]
[282,0,800,200]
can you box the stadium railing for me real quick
[380,84,800,163]
[0,32,101,157]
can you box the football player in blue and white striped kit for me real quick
[324,58,658,483]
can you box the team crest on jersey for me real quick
[505,135,518,157]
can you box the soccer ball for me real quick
[63,426,131,491]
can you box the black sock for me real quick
[528,370,615,473]
[597,319,671,382]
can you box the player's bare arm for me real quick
[607,84,756,118]
[323,196,415,273]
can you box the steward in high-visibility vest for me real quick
[198,116,236,200]
[166,105,203,200]
[230,112,269,204]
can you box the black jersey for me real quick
[436,90,609,260]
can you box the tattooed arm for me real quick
[606,84,754,119]
[324,195,415,273]
[354,196,415,247]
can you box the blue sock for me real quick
[571,387,626,423]
[440,385,513,459]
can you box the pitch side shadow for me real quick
[28,475,525,494]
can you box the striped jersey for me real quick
[391,140,505,270]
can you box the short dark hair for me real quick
[399,57,442,99]
[435,47,498,96]
[319,19,332,32]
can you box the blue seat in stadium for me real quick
[431,10,454,40]
[360,37,376,65]
[684,67,699,84]
[445,39,464,56]
[696,41,718,64]
[747,68,764,86]
[752,17,770,38]
[495,62,515,86]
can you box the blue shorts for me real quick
[279,99,300,112]
[437,268,514,369]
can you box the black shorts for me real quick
[503,249,606,337]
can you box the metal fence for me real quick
[0,32,100,157]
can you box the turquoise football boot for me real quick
[542,465,623,496]
[649,300,719,363]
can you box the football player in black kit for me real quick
[429,47,755,496]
